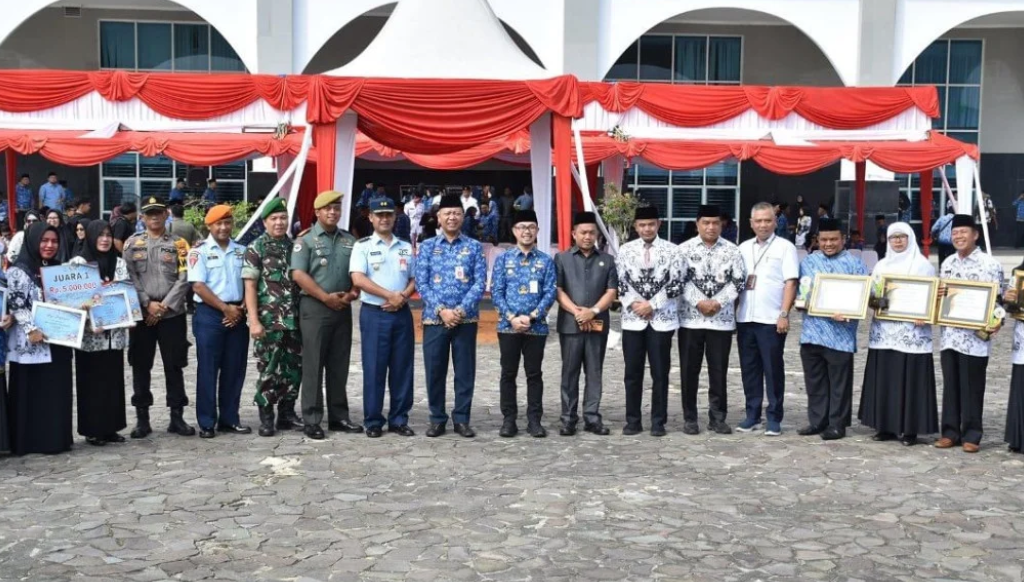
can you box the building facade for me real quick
[0,0,1022,244]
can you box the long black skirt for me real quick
[0,372,9,454]
[1005,365,1024,450]
[75,349,127,438]
[858,348,938,436]
[8,346,74,456]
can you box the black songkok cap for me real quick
[951,214,978,230]
[818,218,842,233]
[634,206,659,221]
[437,195,464,211]
[573,211,597,226]
[697,204,720,219]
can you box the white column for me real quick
[955,155,975,215]
[336,112,358,230]
[530,113,553,253]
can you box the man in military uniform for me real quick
[243,198,303,437]
[291,190,362,440]
[187,205,251,438]
[124,196,195,438]
[350,196,417,438]
[413,194,487,438]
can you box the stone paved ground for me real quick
[2,308,1024,582]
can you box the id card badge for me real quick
[529,280,539,294]
[399,258,408,272]
[745,274,757,290]
[454,266,466,280]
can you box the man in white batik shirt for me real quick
[677,204,747,436]
[616,206,685,437]
[935,214,1004,453]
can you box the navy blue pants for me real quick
[193,303,249,430]
[360,304,415,429]
[422,322,477,425]
[737,322,787,424]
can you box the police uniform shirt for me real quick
[187,235,246,303]
[290,222,357,295]
[123,231,191,315]
[349,233,414,307]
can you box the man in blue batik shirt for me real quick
[414,194,487,439]
[480,201,499,243]
[14,174,33,227]
[490,209,557,438]
[797,218,868,441]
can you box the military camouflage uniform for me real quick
[242,232,301,407]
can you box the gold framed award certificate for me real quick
[1012,269,1024,322]
[807,274,872,320]
[875,276,940,324]
[936,280,999,330]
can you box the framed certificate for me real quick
[876,275,940,324]
[807,274,872,319]
[31,302,87,349]
[1012,269,1024,322]
[89,290,134,331]
[937,280,999,330]
[104,281,144,321]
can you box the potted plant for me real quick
[598,182,639,253]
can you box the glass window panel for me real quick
[635,188,668,217]
[932,86,946,130]
[913,41,948,84]
[671,168,703,186]
[658,222,668,241]
[636,163,669,186]
[897,66,913,85]
[638,36,672,81]
[140,155,173,179]
[175,164,203,180]
[213,161,247,180]
[947,131,978,145]
[894,173,913,188]
[949,40,982,85]
[137,23,172,70]
[705,160,738,185]
[910,173,921,188]
[605,41,638,81]
[671,187,702,218]
[706,189,736,216]
[173,23,209,71]
[946,86,980,130]
[215,181,245,203]
[100,22,135,69]
[673,36,706,82]
[708,37,741,82]
[667,221,687,244]
[141,180,172,199]
[211,28,245,72]
[102,153,137,178]
[103,179,136,213]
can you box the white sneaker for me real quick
[735,420,760,433]
[764,423,782,436]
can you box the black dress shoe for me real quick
[304,424,325,440]
[560,424,577,436]
[1010,445,1022,454]
[872,432,897,442]
[218,424,252,435]
[901,434,919,446]
[105,433,126,443]
[453,423,476,438]
[650,425,666,437]
[85,436,107,447]
[167,408,196,436]
[425,423,446,437]
[527,423,547,438]
[682,422,700,435]
[821,428,845,441]
[366,426,383,438]
[388,425,416,437]
[199,427,216,439]
[797,425,825,436]
[499,419,518,438]
[709,422,732,435]
[622,424,643,436]
[584,423,610,436]
[328,420,364,433]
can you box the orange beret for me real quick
[205,205,234,226]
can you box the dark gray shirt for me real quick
[554,247,617,335]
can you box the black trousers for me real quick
[498,333,547,423]
[559,332,608,426]
[622,327,673,430]
[940,349,988,445]
[1017,221,1024,248]
[128,313,190,409]
[678,327,731,423]
[800,343,853,431]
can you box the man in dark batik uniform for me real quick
[242,198,303,436]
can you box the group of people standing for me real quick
[4,186,1024,457]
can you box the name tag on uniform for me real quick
[745,275,757,290]
[454,266,466,280]
[529,280,538,294]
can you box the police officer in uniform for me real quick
[350,196,417,438]
[291,190,362,440]
[187,205,251,438]
[124,196,195,438]
[243,198,304,437]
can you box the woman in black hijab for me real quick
[45,209,73,262]
[6,223,74,455]
[69,215,90,258]
[72,220,130,446]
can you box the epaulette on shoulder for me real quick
[192,240,206,249]
[358,236,372,243]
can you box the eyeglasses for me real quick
[25,218,38,224]
[888,234,909,241]
[514,225,538,232]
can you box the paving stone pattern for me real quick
[2,308,1024,581]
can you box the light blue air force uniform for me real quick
[187,236,246,303]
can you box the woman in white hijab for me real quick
[858,222,938,446]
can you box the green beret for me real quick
[314,190,343,209]
[261,197,288,220]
